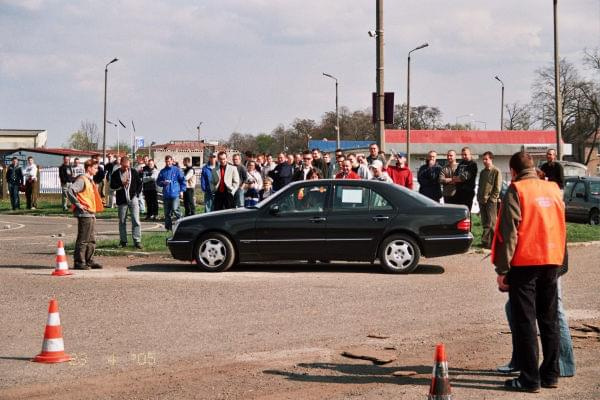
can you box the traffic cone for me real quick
[52,240,72,276]
[427,343,452,400]
[32,299,72,363]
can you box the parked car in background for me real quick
[564,176,600,225]
[167,180,473,274]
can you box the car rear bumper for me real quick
[421,233,473,257]
[166,238,193,261]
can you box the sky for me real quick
[1,0,599,148]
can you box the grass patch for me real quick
[66,231,172,255]
[470,213,599,248]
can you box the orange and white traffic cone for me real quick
[52,240,72,276]
[32,299,72,363]
[427,343,452,400]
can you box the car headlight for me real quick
[172,221,180,236]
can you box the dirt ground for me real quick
[0,215,599,399]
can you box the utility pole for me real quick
[553,0,563,160]
[375,0,385,152]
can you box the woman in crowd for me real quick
[244,161,263,207]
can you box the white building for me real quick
[0,129,47,150]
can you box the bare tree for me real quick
[504,102,532,130]
[531,58,600,163]
[66,120,99,150]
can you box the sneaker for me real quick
[119,242,127,248]
[88,263,103,269]
[73,264,90,270]
[134,243,143,250]
[504,378,540,393]
[497,364,519,374]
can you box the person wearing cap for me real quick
[369,160,393,183]
[386,151,413,189]
[201,152,217,213]
[417,150,443,202]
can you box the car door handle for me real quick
[372,215,390,221]
[309,217,327,223]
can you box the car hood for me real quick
[178,207,257,224]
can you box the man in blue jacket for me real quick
[157,155,186,231]
[201,153,216,213]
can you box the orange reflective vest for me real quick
[492,178,565,267]
[73,175,104,214]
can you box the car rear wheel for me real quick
[195,233,235,272]
[590,209,600,226]
[379,234,421,274]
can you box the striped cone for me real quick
[52,240,72,276]
[32,299,72,363]
[427,343,452,400]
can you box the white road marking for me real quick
[0,221,25,231]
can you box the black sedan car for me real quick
[167,180,473,273]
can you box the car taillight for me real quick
[456,218,471,231]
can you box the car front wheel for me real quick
[195,233,236,272]
[379,234,421,274]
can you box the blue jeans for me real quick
[234,188,244,208]
[505,277,575,377]
[204,192,214,213]
[118,197,141,244]
[163,196,181,231]
[8,183,20,209]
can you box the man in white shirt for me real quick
[23,156,38,209]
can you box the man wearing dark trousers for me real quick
[6,157,23,210]
[141,159,159,220]
[453,147,478,211]
[492,151,565,393]
[67,159,104,270]
[210,151,239,211]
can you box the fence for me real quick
[40,167,61,194]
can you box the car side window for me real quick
[273,185,328,214]
[564,180,575,197]
[573,182,586,198]
[589,182,600,196]
[370,189,393,211]
[333,186,369,211]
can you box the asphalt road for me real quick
[0,214,599,399]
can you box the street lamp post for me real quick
[553,0,563,159]
[322,73,340,149]
[102,58,118,162]
[106,120,118,156]
[406,42,429,165]
[494,76,505,130]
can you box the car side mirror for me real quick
[269,204,280,215]
[575,192,585,199]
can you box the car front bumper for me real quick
[166,238,194,261]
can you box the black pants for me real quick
[143,190,159,218]
[213,191,234,211]
[74,217,96,268]
[508,267,560,387]
[183,188,196,216]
